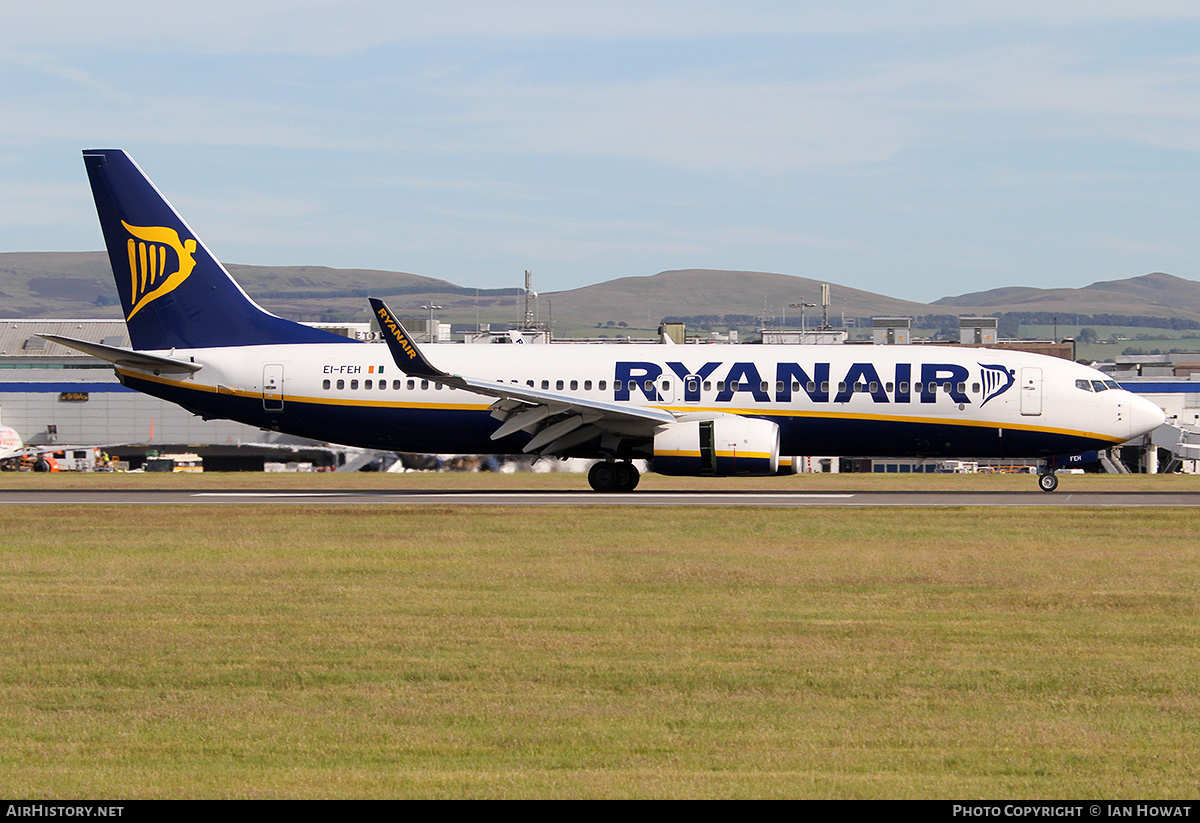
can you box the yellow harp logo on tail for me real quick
[121,221,198,320]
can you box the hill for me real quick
[0,254,935,328]
[0,252,517,324]
[5,251,1200,331]
[932,272,1200,322]
[541,269,932,328]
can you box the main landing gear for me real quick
[588,461,640,492]
[1037,471,1059,493]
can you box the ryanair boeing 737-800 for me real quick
[43,150,1165,492]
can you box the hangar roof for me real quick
[0,320,128,362]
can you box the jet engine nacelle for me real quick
[652,417,780,476]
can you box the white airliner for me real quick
[43,149,1165,492]
[0,425,73,471]
[0,426,25,464]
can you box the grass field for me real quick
[1,475,1198,798]
[3,468,1200,492]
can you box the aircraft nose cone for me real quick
[1128,393,1166,439]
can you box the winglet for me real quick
[369,297,444,379]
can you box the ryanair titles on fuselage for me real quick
[614,360,1016,405]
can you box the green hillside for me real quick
[5,252,1200,337]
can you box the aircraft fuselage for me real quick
[115,341,1156,460]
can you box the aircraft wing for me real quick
[369,298,677,455]
[38,334,203,374]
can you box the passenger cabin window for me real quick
[336,379,344,390]
[393,380,401,390]
[584,380,592,391]
[541,380,549,390]
[556,380,564,390]
[364,379,372,390]
[350,379,359,390]
[599,381,606,391]
[570,380,578,390]
[323,379,331,390]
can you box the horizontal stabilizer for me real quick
[38,334,202,374]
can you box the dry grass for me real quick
[0,504,1197,798]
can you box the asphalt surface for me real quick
[3,488,1199,506]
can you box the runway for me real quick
[4,488,1200,507]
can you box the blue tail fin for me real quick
[83,149,354,350]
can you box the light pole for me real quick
[421,304,443,343]
[790,300,816,341]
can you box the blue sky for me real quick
[3,1,1199,303]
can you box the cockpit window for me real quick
[1104,380,1121,390]
[1076,379,1093,392]
[1091,380,1108,392]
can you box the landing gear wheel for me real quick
[588,461,640,492]
[1037,472,1059,493]
[588,461,618,492]
[33,458,50,473]
[613,462,640,492]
